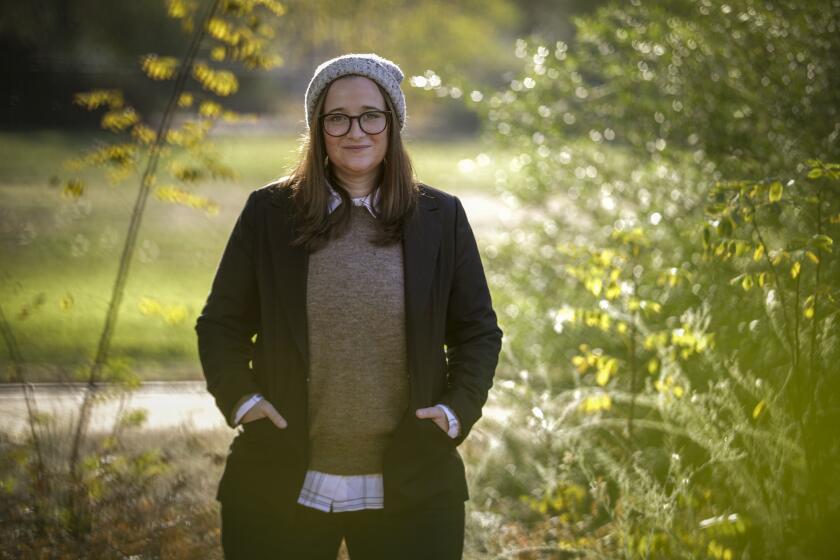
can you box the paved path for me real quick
[0,381,511,436]
[0,381,225,435]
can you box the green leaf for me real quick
[741,274,753,291]
[768,181,783,202]
[812,234,833,253]
[803,295,815,319]
[716,217,734,237]
[807,167,823,179]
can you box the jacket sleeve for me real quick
[195,190,262,428]
[438,195,503,447]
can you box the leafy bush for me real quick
[0,417,227,558]
[434,1,840,558]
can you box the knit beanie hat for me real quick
[305,53,406,131]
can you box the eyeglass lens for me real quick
[323,111,388,136]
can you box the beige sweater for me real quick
[305,204,410,474]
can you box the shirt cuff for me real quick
[233,393,264,426]
[434,403,460,438]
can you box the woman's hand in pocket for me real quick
[415,406,450,433]
[242,398,288,429]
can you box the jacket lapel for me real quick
[268,187,441,375]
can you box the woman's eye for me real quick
[362,112,382,121]
[326,114,346,124]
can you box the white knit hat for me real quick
[304,53,406,131]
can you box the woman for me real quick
[195,53,503,559]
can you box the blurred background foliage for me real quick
[432,0,839,558]
[0,0,605,132]
[2,0,840,558]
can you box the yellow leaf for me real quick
[154,186,219,215]
[199,101,222,118]
[753,399,766,419]
[131,124,156,145]
[753,244,764,262]
[257,0,286,16]
[138,297,162,316]
[790,261,801,279]
[74,89,124,110]
[590,277,602,296]
[63,179,85,199]
[222,109,248,123]
[207,17,234,42]
[164,304,188,325]
[805,251,819,264]
[768,181,783,202]
[595,368,610,386]
[167,0,191,18]
[572,355,587,373]
[758,271,767,287]
[192,62,239,96]
[581,393,611,413]
[807,167,823,179]
[803,295,815,319]
[141,55,178,80]
[741,274,753,291]
[211,46,226,61]
[178,93,194,108]
[101,108,139,132]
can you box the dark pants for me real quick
[221,499,465,559]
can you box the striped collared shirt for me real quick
[325,178,381,217]
[234,179,460,512]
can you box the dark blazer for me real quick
[195,180,503,516]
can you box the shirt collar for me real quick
[326,178,381,218]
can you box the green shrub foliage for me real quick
[428,1,840,558]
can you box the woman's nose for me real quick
[347,117,366,138]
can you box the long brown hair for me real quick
[279,78,418,253]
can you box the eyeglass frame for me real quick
[319,110,393,137]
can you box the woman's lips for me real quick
[343,145,370,150]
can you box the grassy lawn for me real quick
[0,130,502,380]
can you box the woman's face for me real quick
[321,76,389,187]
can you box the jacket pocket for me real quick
[216,418,301,504]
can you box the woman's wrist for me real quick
[233,393,264,425]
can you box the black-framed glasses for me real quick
[320,110,391,136]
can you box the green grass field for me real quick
[0,130,501,381]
